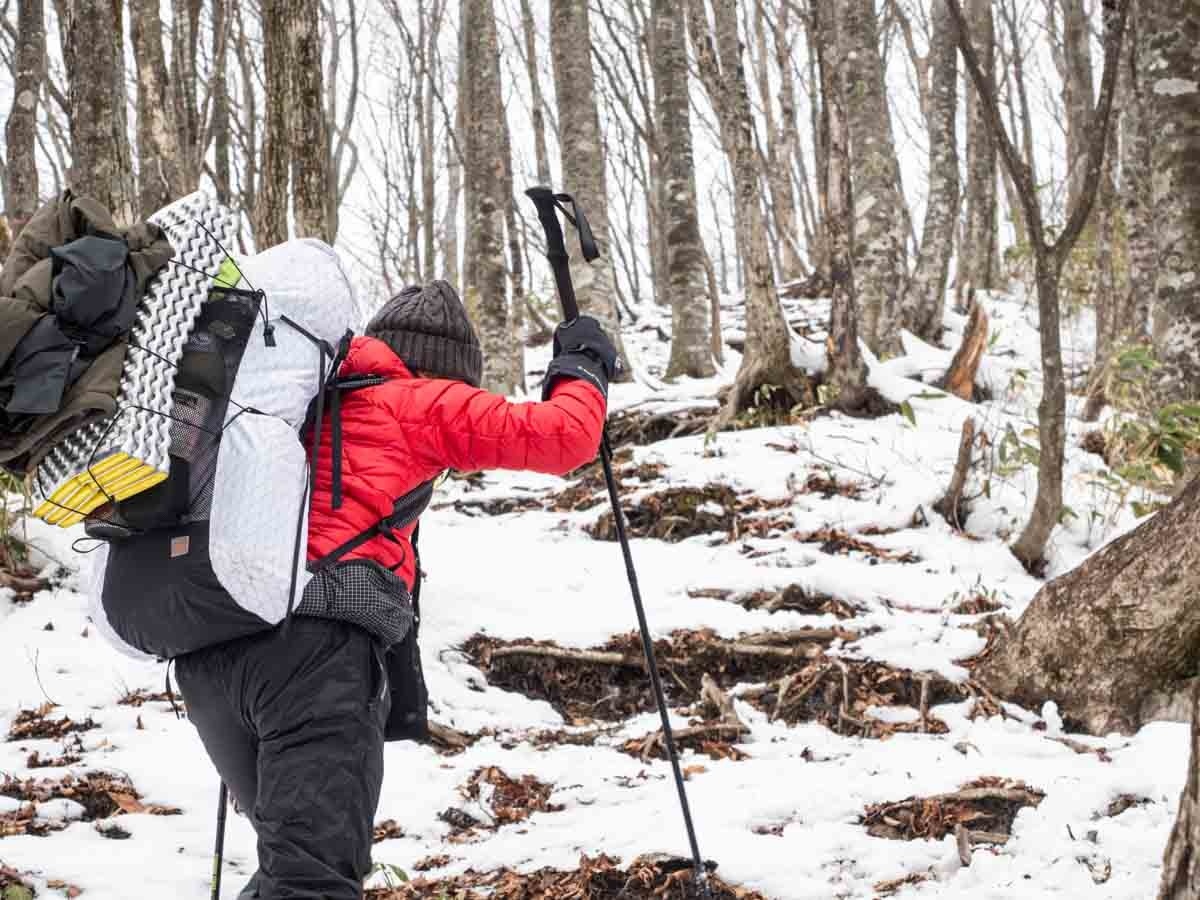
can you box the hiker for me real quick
[173,279,618,899]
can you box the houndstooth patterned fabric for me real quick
[295,560,414,646]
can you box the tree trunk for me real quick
[688,0,806,420]
[5,0,43,236]
[290,0,334,242]
[548,0,628,371]
[1122,0,1154,341]
[170,0,202,185]
[980,473,1200,736]
[461,0,516,394]
[444,128,461,290]
[519,0,552,188]
[1146,0,1200,405]
[211,0,232,206]
[839,0,909,356]
[256,0,291,248]
[1160,681,1200,898]
[818,0,869,409]
[962,0,998,291]
[654,0,714,380]
[1061,0,1095,215]
[1010,255,1068,568]
[901,0,959,344]
[754,1,804,283]
[129,0,186,218]
[63,0,136,227]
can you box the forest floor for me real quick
[0,289,1187,899]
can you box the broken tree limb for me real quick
[934,417,977,529]
[700,673,749,733]
[489,645,644,667]
[940,301,989,400]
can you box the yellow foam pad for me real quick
[34,452,168,528]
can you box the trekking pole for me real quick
[525,186,710,895]
[211,781,228,900]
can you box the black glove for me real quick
[542,315,620,399]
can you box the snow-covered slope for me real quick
[0,291,1185,899]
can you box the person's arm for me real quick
[385,377,606,476]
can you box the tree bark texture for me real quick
[839,0,908,356]
[130,0,186,218]
[901,0,959,344]
[962,0,998,290]
[817,0,869,409]
[5,0,43,235]
[290,0,335,242]
[1160,682,1200,898]
[1061,0,1095,214]
[754,1,804,283]
[1146,0,1200,404]
[688,0,806,419]
[519,0,552,188]
[979,474,1200,736]
[63,0,136,227]
[461,0,516,394]
[1122,1,1154,342]
[548,0,628,369]
[170,0,202,185]
[256,0,291,248]
[653,0,714,379]
[211,0,233,205]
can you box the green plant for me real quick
[0,470,31,571]
[370,862,409,889]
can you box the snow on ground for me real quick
[0,290,1187,899]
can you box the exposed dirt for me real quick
[8,704,98,742]
[950,593,1005,615]
[0,772,178,837]
[1097,794,1153,819]
[372,819,405,843]
[793,528,920,564]
[605,404,713,449]
[687,584,862,619]
[551,459,667,513]
[364,853,766,899]
[861,777,1045,843]
[588,485,793,543]
[458,766,563,830]
[464,631,965,737]
[26,735,84,769]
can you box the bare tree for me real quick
[5,0,43,236]
[839,0,909,355]
[653,0,714,379]
[960,0,998,291]
[211,0,232,204]
[291,0,333,240]
[256,0,290,247]
[688,0,808,421]
[899,0,959,344]
[129,0,186,217]
[1146,0,1200,405]
[948,0,1130,570]
[816,0,869,408]
[461,0,517,393]
[519,0,552,188]
[62,0,136,225]
[548,0,628,370]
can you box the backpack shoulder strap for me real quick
[307,477,437,574]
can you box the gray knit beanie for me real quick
[366,280,483,387]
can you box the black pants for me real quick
[176,617,389,900]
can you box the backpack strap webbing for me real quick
[307,477,436,574]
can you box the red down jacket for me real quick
[305,335,606,589]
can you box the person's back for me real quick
[175,279,618,900]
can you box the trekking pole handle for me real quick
[525,186,606,325]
